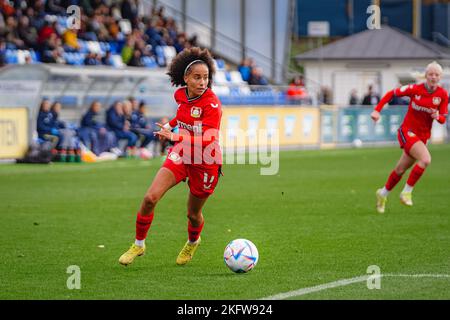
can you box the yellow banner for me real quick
[220,106,320,148]
[0,108,28,159]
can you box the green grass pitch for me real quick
[1,144,449,300]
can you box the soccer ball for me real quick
[353,138,363,148]
[223,239,259,273]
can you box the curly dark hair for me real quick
[167,47,215,88]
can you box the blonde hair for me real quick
[426,61,443,75]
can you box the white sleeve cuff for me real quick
[163,123,172,130]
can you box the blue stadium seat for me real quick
[215,59,225,70]
[77,40,89,53]
[108,42,119,54]
[142,56,158,68]
[154,46,166,66]
[5,50,18,64]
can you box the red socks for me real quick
[135,212,154,241]
[188,220,204,242]
[385,170,403,191]
[407,164,425,187]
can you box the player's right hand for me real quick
[371,110,380,122]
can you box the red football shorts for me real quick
[162,150,221,199]
[397,127,427,156]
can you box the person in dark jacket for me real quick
[79,101,116,155]
[130,101,156,148]
[37,99,62,148]
[106,101,138,155]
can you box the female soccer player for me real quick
[371,61,448,213]
[119,47,222,266]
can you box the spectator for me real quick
[4,16,25,49]
[238,58,252,82]
[37,20,57,45]
[18,16,38,50]
[362,85,380,106]
[84,52,102,65]
[121,35,135,65]
[0,40,6,67]
[127,49,144,67]
[319,86,333,105]
[51,101,79,153]
[62,27,80,52]
[44,0,65,15]
[40,33,65,64]
[121,0,138,24]
[101,50,114,66]
[37,99,62,150]
[248,67,269,87]
[106,101,138,156]
[130,101,156,150]
[79,101,116,156]
[349,89,359,105]
[286,75,309,103]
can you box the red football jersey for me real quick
[376,83,448,140]
[168,87,222,164]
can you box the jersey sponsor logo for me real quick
[191,107,202,118]
[168,151,181,162]
[411,101,434,114]
[210,103,219,109]
[433,97,441,105]
[177,120,202,133]
[400,85,411,92]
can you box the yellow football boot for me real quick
[400,192,413,206]
[176,237,201,265]
[376,189,387,214]
[119,244,145,266]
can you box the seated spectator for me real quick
[127,49,144,67]
[18,16,38,50]
[362,85,380,106]
[84,52,102,66]
[248,67,268,86]
[40,33,65,64]
[44,0,66,15]
[51,101,80,157]
[248,67,270,92]
[4,16,26,49]
[37,99,62,152]
[62,27,80,52]
[79,101,116,156]
[121,36,135,65]
[130,101,156,150]
[106,101,138,156]
[0,41,5,67]
[238,58,252,82]
[101,50,114,66]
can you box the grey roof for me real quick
[296,25,450,61]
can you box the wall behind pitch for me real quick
[220,106,320,148]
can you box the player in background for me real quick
[371,61,448,213]
[119,47,222,266]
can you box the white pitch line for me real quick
[261,274,450,300]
